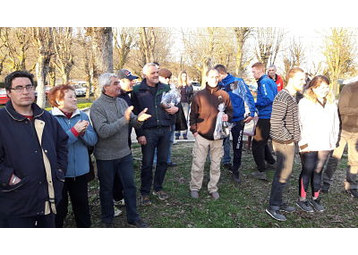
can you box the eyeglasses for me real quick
[10,84,34,92]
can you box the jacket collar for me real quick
[138,79,167,91]
[51,107,81,118]
[258,74,269,83]
[205,83,220,94]
[5,100,44,121]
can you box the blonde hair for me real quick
[304,75,335,104]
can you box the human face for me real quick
[159,76,170,85]
[120,78,135,92]
[104,77,121,97]
[7,77,35,109]
[312,81,330,99]
[268,67,276,78]
[290,71,306,93]
[57,89,77,113]
[252,67,264,80]
[144,65,159,87]
[206,70,219,88]
[181,73,187,83]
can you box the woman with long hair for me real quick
[297,75,339,213]
[175,71,193,139]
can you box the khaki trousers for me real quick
[190,134,223,193]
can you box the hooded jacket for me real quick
[220,73,256,121]
[0,101,68,218]
[50,107,98,178]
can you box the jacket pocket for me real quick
[1,176,29,193]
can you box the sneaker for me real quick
[140,195,152,206]
[280,204,296,213]
[210,191,220,200]
[347,189,358,198]
[250,171,267,181]
[152,190,169,200]
[265,208,287,221]
[167,162,177,167]
[114,198,125,207]
[310,198,325,212]
[190,190,199,199]
[232,172,241,184]
[114,207,123,217]
[128,219,148,228]
[296,200,314,213]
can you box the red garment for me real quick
[274,74,284,91]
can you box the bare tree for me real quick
[113,27,137,71]
[31,27,54,108]
[52,27,75,84]
[233,27,253,77]
[282,37,305,82]
[254,27,285,68]
[322,27,357,94]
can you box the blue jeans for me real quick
[96,154,139,224]
[141,127,171,195]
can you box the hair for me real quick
[206,68,219,76]
[47,84,75,107]
[286,67,305,81]
[214,64,227,74]
[177,70,190,88]
[304,75,334,104]
[142,63,158,76]
[251,62,265,72]
[5,71,34,91]
[98,73,117,92]
[268,64,277,70]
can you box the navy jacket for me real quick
[0,101,68,218]
[131,79,175,137]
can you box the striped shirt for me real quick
[270,89,300,143]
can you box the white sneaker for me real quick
[114,207,123,217]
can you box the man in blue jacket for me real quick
[132,63,178,206]
[215,64,256,183]
[0,71,68,227]
[251,62,278,180]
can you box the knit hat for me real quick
[158,68,172,79]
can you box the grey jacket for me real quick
[90,93,142,160]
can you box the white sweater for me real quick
[298,97,340,152]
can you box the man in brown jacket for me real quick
[322,81,358,197]
[189,69,233,200]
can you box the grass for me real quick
[64,141,358,228]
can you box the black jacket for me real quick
[132,79,175,137]
[0,101,68,218]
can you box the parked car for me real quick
[0,88,10,105]
[191,81,201,92]
[74,85,87,97]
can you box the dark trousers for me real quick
[5,214,55,228]
[140,127,171,195]
[252,118,275,172]
[55,174,91,228]
[231,120,245,174]
[299,151,330,198]
[269,141,295,210]
[97,154,139,224]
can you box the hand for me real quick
[138,108,151,122]
[165,105,178,115]
[222,114,228,122]
[9,174,21,186]
[74,120,89,134]
[193,132,198,137]
[124,106,134,121]
[137,136,147,145]
[244,116,253,123]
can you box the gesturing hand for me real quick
[138,108,151,122]
[124,106,134,121]
[74,120,89,134]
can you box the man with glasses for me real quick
[0,71,68,227]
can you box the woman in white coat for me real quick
[297,75,339,213]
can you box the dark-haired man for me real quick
[0,71,68,227]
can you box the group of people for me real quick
[0,59,357,228]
